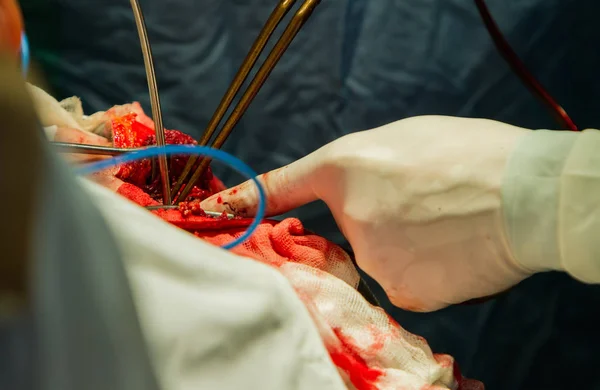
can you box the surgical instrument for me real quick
[51,142,139,156]
[74,144,268,249]
[145,205,236,220]
[129,0,171,204]
[171,0,322,203]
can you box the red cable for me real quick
[474,0,578,131]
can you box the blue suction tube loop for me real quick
[20,32,30,77]
[75,145,267,250]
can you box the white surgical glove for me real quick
[202,115,600,311]
[26,83,83,130]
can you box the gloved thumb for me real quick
[201,149,326,217]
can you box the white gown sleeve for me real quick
[502,129,600,283]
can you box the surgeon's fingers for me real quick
[201,153,324,217]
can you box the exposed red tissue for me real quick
[109,111,221,200]
[106,102,155,130]
[70,104,483,390]
[110,112,154,149]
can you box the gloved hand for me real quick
[26,83,84,130]
[201,115,544,312]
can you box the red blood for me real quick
[142,129,213,200]
[365,324,386,353]
[112,114,154,188]
[116,183,160,207]
[231,189,238,195]
[217,196,223,204]
[188,186,212,201]
[142,128,197,147]
[131,120,156,143]
[178,200,207,218]
[329,328,383,390]
[112,113,153,148]
[116,159,152,188]
[155,209,256,231]
[110,113,214,201]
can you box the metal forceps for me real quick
[129,0,171,204]
[51,0,172,202]
[51,0,321,206]
[170,0,322,203]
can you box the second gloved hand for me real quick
[202,115,536,311]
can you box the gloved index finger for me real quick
[200,153,322,218]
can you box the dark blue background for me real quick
[20,0,600,388]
